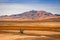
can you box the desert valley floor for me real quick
[0,30,60,40]
[0,21,60,40]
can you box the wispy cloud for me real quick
[0,4,34,15]
[0,0,60,15]
[0,3,60,15]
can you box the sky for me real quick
[0,0,60,15]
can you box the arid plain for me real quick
[0,21,60,40]
[0,10,60,40]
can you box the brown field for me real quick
[0,21,60,40]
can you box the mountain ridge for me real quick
[0,10,60,21]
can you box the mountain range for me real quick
[0,10,60,21]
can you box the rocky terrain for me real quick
[0,10,60,21]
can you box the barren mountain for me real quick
[0,10,60,21]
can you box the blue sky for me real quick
[0,0,60,4]
[0,0,60,15]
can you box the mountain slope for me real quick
[0,10,60,21]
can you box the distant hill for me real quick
[0,10,60,21]
[55,14,60,16]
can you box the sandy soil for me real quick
[0,30,60,40]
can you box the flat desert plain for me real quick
[0,21,60,40]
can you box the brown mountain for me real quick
[0,10,60,21]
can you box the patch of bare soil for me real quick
[15,36,60,40]
[0,30,60,40]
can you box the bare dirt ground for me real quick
[0,21,60,40]
[0,30,60,40]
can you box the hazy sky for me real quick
[0,0,60,15]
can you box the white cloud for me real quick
[0,4,34,15]
[0,4,60,16]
